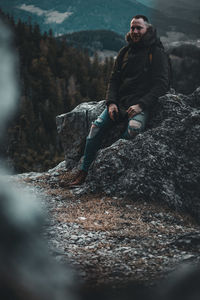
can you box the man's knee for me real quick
[128,119,142,137]
[87,115,105,139]
[87,124,100,139]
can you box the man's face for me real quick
[130,18,148,43]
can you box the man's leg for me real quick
[67,108,114,187]
[81,108,114,172]
[121,110,148,139]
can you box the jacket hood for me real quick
[125,26,164,49]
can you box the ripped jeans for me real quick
[81,108,148,172]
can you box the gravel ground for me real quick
[8,162,200,290]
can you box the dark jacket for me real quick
[106,26,170,113]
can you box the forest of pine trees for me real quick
[0,10,115,173]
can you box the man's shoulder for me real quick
[114,45,130,66]
[150,40,167,55]
[118,45,130,56]
[150,44,168,62]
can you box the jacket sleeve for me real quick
[106,46,127,107]
[138,47,170,110]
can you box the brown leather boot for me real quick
[68,170,88,188]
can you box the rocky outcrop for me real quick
[169,44,200,94]
[8,162,200,295]
[56,101,105,169]
[56,100,126,169]
[56,88,200,219]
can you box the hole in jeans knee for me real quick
[88,124,100,139]
[96,117,103,123]
[129,120,142,129]
[128,120,142,137]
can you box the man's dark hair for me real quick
[132,15,149,23]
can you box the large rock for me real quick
[56,100,126,169]
[56,88,200,219]
[56,101,105,169]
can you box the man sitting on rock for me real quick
[68,15,170,187]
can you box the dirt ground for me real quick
[13,168,200,290]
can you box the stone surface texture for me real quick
[7,168,200,289]
[57,88,200,219]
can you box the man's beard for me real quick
[131,34,142,43]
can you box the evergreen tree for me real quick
[1,11,115,173]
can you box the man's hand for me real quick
[127,104,142,118]
[108,104,119,121]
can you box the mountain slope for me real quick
[138,0,200,23]
[58,30,126,54]
[1,0,199,37]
